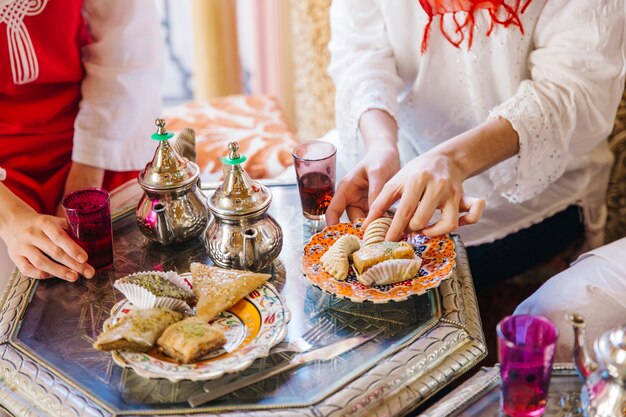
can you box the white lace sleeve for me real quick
[73,0,163,171]
[328,0,402,155]
[487,0,626,204]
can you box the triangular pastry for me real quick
[190,263,271,321]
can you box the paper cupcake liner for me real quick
[114,270,194,313]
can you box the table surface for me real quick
[0,184,487,417]
[422,364,584,417]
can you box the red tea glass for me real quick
[61,187,113,269]
[292,141,337,221]
[497,315,558,417]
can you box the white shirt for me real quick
[328,0,626,247]
[0,1,161,177]
[73,0,163,171]
[515,237,626,362]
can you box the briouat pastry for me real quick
[190,263,271,321]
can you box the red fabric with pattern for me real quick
[0,0,137,215]
[419,0,532,53]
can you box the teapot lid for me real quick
[595,326,626,380]
[208,141,272,217]
[138,118,199,190]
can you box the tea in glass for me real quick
[62,187,113,268]
[292,141,336,221]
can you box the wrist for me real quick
[358,109,398,151]
[433,145,471,180]
[0,184,34,237]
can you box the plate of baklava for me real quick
[302,218,456,303]
[93,263,290,382]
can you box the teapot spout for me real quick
[153,203,175,245]
[241,228,259,270]
[567,313,598,380]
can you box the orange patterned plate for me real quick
[302,219,456,303]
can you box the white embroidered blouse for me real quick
[328,0,626,247]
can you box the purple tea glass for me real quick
[292,141,337,221]
[497,315,558,417]
[61,187,113,269]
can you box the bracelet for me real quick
[0,167,5,182]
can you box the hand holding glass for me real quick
[497,314,558,417]
[62,187,113,269]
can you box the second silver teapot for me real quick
[568,313,626,417]
[205,142,283,271]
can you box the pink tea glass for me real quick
[497,315,558,417]
[61,187,113,269]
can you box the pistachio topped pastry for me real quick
[352,241,416,275]
[117,273,196,305]
[157,317,227,364]
[93,307,183,353]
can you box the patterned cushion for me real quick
[164,95,297,182]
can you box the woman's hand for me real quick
[326,109,401,224]
[363,151,485,240]
[0,184,95,281]
[326,145,401,224]
[363,117,519,239]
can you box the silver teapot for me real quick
[136,118,209,245]
[568,313,626,417]
[205,142,283,271]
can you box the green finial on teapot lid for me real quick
[223,141,247,165]
[151,117,175,141]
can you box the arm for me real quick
[487,0,626,203]
[365,118,514,239]
[367,0,626,239]
[325,0,404,224]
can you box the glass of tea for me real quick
[497,315,558,417]
[61,187,114,269]
[292,141,337,221]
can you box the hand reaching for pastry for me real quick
[362,150,485,241]
[325,145,401,225]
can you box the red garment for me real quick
[0,0,137,215]
[419,0,532,53]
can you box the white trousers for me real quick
[515,237,626,362]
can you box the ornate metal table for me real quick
[0,184,486,417]
[422,364,584,417]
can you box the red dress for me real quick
[0,0,137,215]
